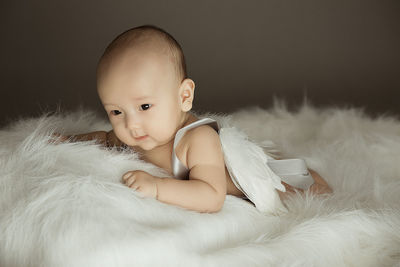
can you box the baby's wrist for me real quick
[154,177,166,200]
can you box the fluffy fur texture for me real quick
[1,102,400,267]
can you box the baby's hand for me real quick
[122,170,158,199]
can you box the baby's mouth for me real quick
[134,135,148,141]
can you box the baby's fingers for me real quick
[126,176,136,187]
[122,172,134,181]
[122,172,137,188]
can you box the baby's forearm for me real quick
[156,177,225,213]
[70,131,107,144]
[67,130,123,148]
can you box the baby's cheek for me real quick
[112,127,129,143]
[152,123,175,140]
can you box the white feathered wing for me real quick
[219,127,288,214]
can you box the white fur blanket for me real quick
[1,103,400,267]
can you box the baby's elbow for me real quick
[213,202,224,213]
[204,193,226,213]
[203,204,223,213]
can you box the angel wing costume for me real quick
[172,117,314,214]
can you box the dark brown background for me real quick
[1,0,399,127]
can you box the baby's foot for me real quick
[309,183,333,195]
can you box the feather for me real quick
[219,127,288,214]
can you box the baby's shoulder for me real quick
[174,124,220,169]
[183,124,221,157]
[184,124,220,144]
[183,124,224,169]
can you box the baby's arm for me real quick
[69,131,107,143]
[52,130,123,148]
[156,126,227,213]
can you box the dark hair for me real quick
[98,24,187,81]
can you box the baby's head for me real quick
[96,25,195,150]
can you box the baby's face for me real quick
[97,49,192,151]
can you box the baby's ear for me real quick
[179,78,195,112]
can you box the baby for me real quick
[54,25,332,213]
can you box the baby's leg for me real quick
[277,169,333,200]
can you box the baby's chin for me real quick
[124,139,156,151]
[135,144,155,151]
[123,135,174,152]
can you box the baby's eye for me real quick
[139,104,152,111]
[110,110,122,116]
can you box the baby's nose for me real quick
[125,115,141,130]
